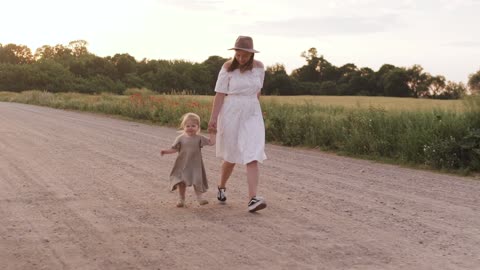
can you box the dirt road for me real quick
[1,102,479,270]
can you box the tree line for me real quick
[1,41,479,99]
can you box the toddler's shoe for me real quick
[248,196,266,212]
[176,199,185,208]
[197,199,209,205]
[217,187,227,203]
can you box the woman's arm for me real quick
[254,60,265,100]
[208,92,226,131]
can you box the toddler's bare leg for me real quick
[195,190,209,205]
[178,183,186,199]
[176,183,186,207]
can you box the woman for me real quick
[208,35,267,212]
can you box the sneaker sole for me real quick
[248,202,267,212]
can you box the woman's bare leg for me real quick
[219,161,235,188]
[246,161,259,198]
[246,161,266,212]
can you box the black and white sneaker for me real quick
[217,187,227,202]
[248,196,267,212]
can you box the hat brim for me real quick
[228,47,259,53]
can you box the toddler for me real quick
[161,113,216,207]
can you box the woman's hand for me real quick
[209,93,225,133]
[208,119,217,133]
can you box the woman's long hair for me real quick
[227,52,254,73]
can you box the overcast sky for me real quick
[1,0,479,83]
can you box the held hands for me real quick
[208,119,217,134]
[207,118,217,145]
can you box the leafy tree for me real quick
[189,63,212,94]
[0,41,467,99]
[406,65,429,97]
[264,63,293,95]
[375,64,396,95]
[123,73,145,89]
[201,56,228,90]
[138,60,172,92]
[337,63,357,80]
[440,81,466,99]
[355,67,377,95]
[34,45,57,60]
[111,53,137,78]
[0,64,30,91]
[315,56,336,82]
[292,48,337,83]
[69,55,117,79]
[381,68,410,97]
[292,48,319,82]
[68,40,89,57]
[317,81,337,95]
[138,59,161,75]
[294,81,322,95]
[28,60,75,92]
[468,69,480,95]
[34,44,73,63]
[427,75,446,98]
[336,63,359,95]
[0,44,33,64]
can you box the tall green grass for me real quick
[263,97,480,173]
[1,90,479,173]
[0,90,212,130]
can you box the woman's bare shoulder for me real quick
[253,60,264,69]
[222,60,233,69]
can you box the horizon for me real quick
[1,0,479,84]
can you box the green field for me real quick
[261,95,466,111]
[126,94,466,111]
[1,90,479,173]
[0,91,468,111]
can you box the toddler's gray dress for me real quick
[169,134,210,193]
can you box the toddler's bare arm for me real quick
[161,149,178,156]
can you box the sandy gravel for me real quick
[1,102,479,270]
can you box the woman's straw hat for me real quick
[229,35,259,53]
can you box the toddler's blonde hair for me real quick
[179,112,201,134]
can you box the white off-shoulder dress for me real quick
[214,65,267,164]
